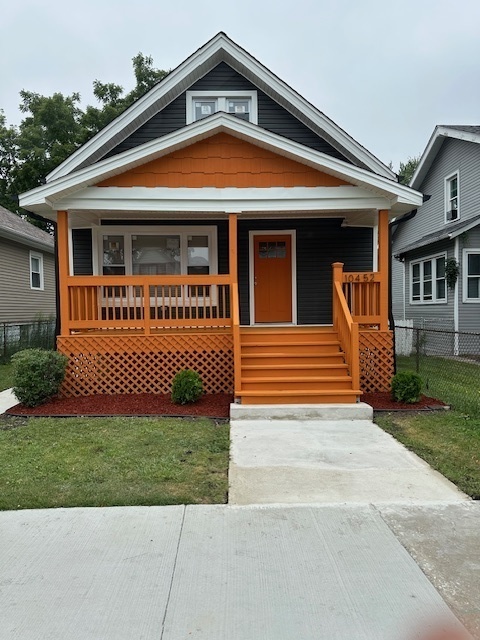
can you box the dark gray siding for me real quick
[0,237,56,323]
[72,229,93,275]
[101,63,350,163]
[238,219,373,325]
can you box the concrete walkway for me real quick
[0,387,16,413]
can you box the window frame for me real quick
[186,90,258,125]
[29,251,44,290]
[409,252,447,305]
[444,171,460,223]
[97,226,218,278]
[463,249,480,303]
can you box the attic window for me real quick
[186,91,258,124]
[445,172,459,222]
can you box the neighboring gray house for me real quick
[0,205,56,324]
[391,125,480,346]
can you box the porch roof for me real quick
[394,213,480,256]
[20,113,422,221]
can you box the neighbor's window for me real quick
[29,252,44,290]
[445,172,459,222]
[411,255,446,303]
[186,91,258,124]
[102,235,125,275]
[464,250,480,301]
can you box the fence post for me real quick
[415,327,420,373]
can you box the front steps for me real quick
[237,326,361,405]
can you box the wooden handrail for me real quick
[66,274,231,286]
[332,264,360,392]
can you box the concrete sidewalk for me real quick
[0,504,475,640]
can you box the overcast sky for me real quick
[2,0,480,171]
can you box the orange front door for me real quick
[253,234,293,323]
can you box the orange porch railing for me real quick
[341,270,382,327]
[64,275,232,335]
[332,263,360,392]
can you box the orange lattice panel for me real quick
[359,330,394,393]
[57,333,234,397]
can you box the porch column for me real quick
[228,213,241,396]
[378,209,390,331]
[56,210,70,336]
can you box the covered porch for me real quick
[56,209,393,403]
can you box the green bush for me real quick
[171,369,203,405]
[391,371,422,404]
[12,349,68,407]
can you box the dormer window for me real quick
[186,91,258,124]
[445,172,459,222]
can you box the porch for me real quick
[56,265,392,403]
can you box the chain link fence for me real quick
[395,321,480,416]
[0,319,56,364]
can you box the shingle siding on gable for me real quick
[0,237,56,324]
[101,63,350,163]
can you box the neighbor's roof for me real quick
[0,205,54,252]
[410,125,480,190]
[46,32,396,182]
[395,212,480,256]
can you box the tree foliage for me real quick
[398,155,420,185]
[0,53,168,228]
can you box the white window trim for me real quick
[409,252,447,305]
[29,251,44,290]
[444,171,460,223]
[186,90,258,125]
[95,225,218,276]
[463,248,480,303]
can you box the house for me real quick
[0,205,56,324]
[19,33,422,404]
[392,126,480,351]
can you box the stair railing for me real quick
[231,282,242,398]
[332,263,360,392]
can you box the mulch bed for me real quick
[6,391,448,418]
[362,392,448,412]
[7,393,233,418]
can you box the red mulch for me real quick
[7,393,233,418]
[362,392,448,411]
[6,391,447,417]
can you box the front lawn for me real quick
[0,415,229,510]
[375,411,480,499]
[0,363,13,391]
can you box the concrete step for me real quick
[230,402,373,420]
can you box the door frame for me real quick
[248,229,297,325]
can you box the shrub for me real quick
[171,369,203,405]
[12,349,68,407]
[391,371,422,404]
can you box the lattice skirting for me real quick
[359,330,394,393]
[57,333,234,397]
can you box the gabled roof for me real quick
[410,125,480,190]
[46,32,395,182]
[0,205,54,252]
[395,213,480,257]
[20,112,422,218]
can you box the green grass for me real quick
[0,363,13,391]
[375,411,480,499]
[0,415,229,510]
[397,355,480,417]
